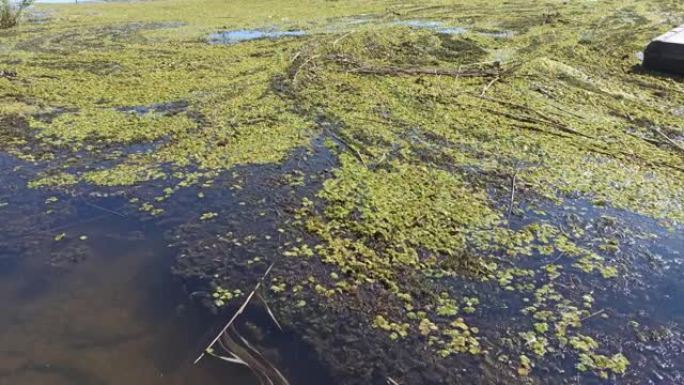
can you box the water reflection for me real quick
[394,19,513,38]
[208,29,306,45]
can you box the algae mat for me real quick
[1,0,683,384]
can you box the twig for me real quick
[195,263,275,364]
[387,377,401,385]
[474,103,574,139]
[350,66,500,78]
[626,132,662,146]
[332,31,353,47]
[292,54,320,85]
[219,330,273,385]
[234,328,291,385]
[206,350,249,366]
[509,123,572,139]
[258,293,283,331]
[581,309,605,322]
[481,76,500,96]
[651,127,684,154]
[325,129,366,166]
[289,50,302,64]
[507,171,518,224]
[473,94,596,139]
[82,200,126,217]
[546,102,588,120]
[326,53,361,67]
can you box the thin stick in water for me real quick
[194,263,275,364]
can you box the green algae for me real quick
[2,0,684,384]
[32,108,195,144]
[3,1,682,222]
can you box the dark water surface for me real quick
[1,138,684,385]
[0,154,257,385]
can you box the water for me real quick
[394,19,467,34]
[208,29,306,45]
[1,136,682,385]
[394,19,513,38]
[0,155,256,385]
[205,20,510,46]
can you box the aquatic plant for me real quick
[1,0,683,384]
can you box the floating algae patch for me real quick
[208,29,306,44]
[116,100,189,116]
[1,0,684,385]
[167,149,684,385]
[0,156,258,385]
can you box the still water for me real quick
[2,141,684,385]
[0,154,257,385]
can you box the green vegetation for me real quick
[1,0,682,384]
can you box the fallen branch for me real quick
[476,105,574,139]
[509,123,572,139]
[332,31,353,47]
[206,348,249,366]
[212,327,290,385]
[292,54,320,85]
[626,132,662,146]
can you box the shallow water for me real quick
[394,19,513,38]
[1,133,684,385]
[0,155,257,385]
[205,19,511,46]
[208,29,306,45]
